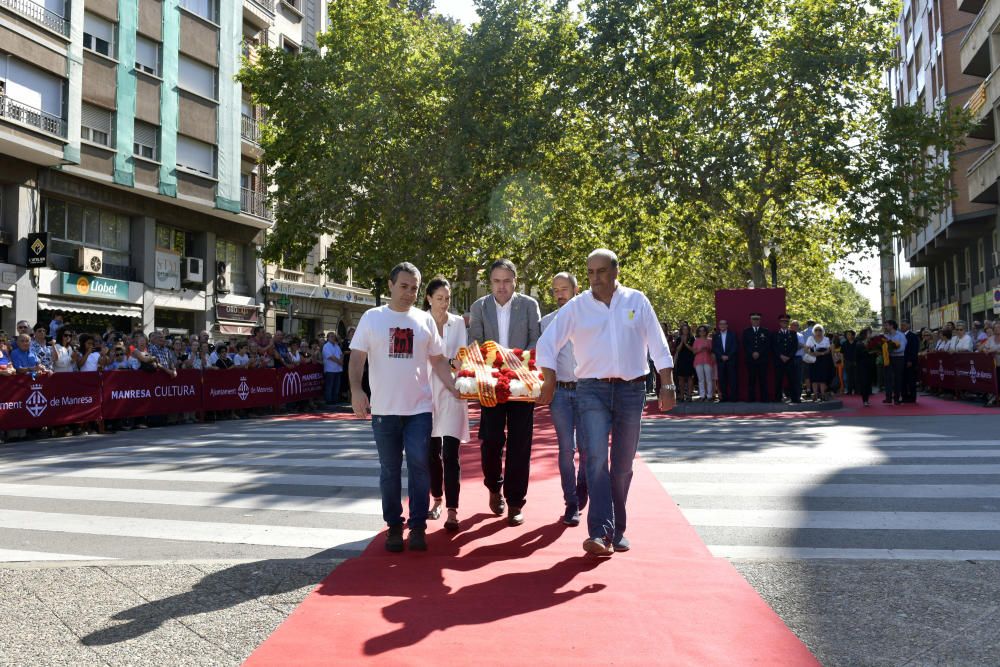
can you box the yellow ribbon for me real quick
[881,341,889,367]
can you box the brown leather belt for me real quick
[556,381,577,390]
[593,376,645,385]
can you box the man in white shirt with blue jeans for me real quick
[537,249,676,556]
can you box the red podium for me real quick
[715,288,787,401]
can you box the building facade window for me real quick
[0,56,64,118]
[83,13,115,58]
[135,35,160,76]
[81,103,113,146]
[43,198,130,268]
[178,55,216,99]
[179,0,218,23]
[977,239,985,287]
[176,135,215,176]
[133,121,159,160]
[156,224,191,255]
[216,239,247,294]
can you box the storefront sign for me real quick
[155,249,182,290]
[27,232,48,267]
[269,279,376,306]
[101,369,203,419]
[971,291,989,314]
[0,373,102,429]
[216,303,260,323]
[61,272,129,301]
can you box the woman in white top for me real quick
[77,334,104,372]
[424,276,469,531]
[804,324,833,401]
[49,328,78,372]
[951,322,974,352]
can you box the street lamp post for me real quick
[763,240,780,287]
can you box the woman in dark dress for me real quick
[854,328,876,406]
[672,323,696,401]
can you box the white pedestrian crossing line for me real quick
[0,510,375,550]
[0,548,116,562]
[682,509,1000,531]
[0,483,385,515]
[646,462,1000,475]
[0,452,384,471]
[2,467,388,488]
[665,482,1000,498]
[707,546,1000,561]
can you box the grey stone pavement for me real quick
[0,409,998,666]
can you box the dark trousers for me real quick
[746,360,768,402]
[429,435,461,508]
[884,357,905,402]
[717,358,738,401]
[902,360,918,402]
[844,361,857,394]
[775,359,800,402]
[479,401,534,509]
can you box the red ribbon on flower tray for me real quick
[455,341,542,406]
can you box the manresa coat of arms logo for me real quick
[26,384,48,417]
[238,377,250,401]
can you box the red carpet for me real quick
[644,393,999,420]
[244,409,817,666]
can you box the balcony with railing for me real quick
[249,0,274,13]
[0,95,67,138]
[241,113,261,144]
[241,188,272,220]
[0,0,70,36]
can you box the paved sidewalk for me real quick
[0,559,340,666]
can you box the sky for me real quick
[431,0,884,313]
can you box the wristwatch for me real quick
[662,384,676,391]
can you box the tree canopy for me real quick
[239,0,968,323]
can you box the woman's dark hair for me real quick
[236,342,248,352]
[696,325,708,336]
[679,323,691,338]
[941,329,953,340]
[78,333,93,349]
[423,276,451,310]
[56,327,71,340]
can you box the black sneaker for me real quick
[385,524,404,552]
[613,535,631,552]
[408,527,427,551]
[562,504,580,526]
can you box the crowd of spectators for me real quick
[0,316,354,438]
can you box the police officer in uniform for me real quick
[772,314,800,403]
[742,312,770,402]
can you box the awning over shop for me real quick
[38,296,143,318]
[0,293,12,309]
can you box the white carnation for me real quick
[509,380,529,397]
[455,377,479,395]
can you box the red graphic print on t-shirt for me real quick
[389,328,414,358]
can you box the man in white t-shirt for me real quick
[322,331,344,406]
[350,262,459,553]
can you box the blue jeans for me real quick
[550,385,586,506]
[576,379,647,541]
[324,371,342,404]
[371,412,432,529]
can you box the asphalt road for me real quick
[0,412,998,665]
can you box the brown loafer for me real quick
[507,507,524,526]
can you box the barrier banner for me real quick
[276,363,324,404]
[0,372,102,429]
[951,353,997,392]
[202,368,276,410]
[101,369,203,419]
[921,353,997,392]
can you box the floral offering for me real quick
[454,342,544,406]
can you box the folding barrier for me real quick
[920,352,998,393]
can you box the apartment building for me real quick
[888,0,1000,329]
[0,0,371,339]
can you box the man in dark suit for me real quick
[900,320,920,403]
[772,314,800,403]
[468,259,541,526]
[712,319,738,401]
[742,313,770,402]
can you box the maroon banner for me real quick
[202,367,276,410]
[921,352,997,392]
[0,372,102,429]
[952,353,997,392]
[276,363,324,403]
[101,369,203,419]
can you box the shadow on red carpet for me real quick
[244,407,818,666]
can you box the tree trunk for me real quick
[738,214,767,289]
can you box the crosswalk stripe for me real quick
[0,548,116,562]
[3,467,388,487]
[645,449,1000,460]
[682,508,1000,531]
[0,510,375,550]
[0,483,384,515]
[0,453,384,470]
[663,482,1000,498]
[646,462,1000,475]
[707,546,1000,561]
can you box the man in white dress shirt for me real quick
[537,249,676,556]
[540,272,588,527]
